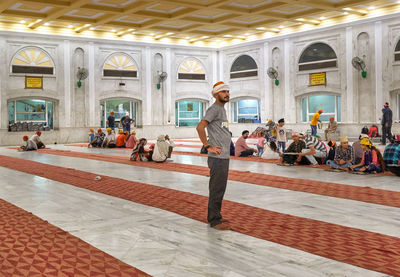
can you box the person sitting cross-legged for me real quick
[116,129,127,148]
[297,134,327,166]
[235,130,258,157]
[326,136,354,170]
[102,128,116,148]
[125,130,138,149]
[130,138,148,161]
[152,135,173,163]
[383,135,400,176]
[280,132,307,165]
[89,128,105,148]
[350,138,385,173]
[20,135,38,151]
[31,131,45,149]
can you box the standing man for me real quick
[310,109,323,136]
[196,81,231,231]
[120,113,133,133]
[106,110,115,132]
[381,102,393,145]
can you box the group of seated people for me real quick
[130,135,175,163]
[20,131,46,151]
[88,128,138,149]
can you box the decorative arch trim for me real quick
[230,54,258,79]
[177,58,206,80]
[298,42,337,71]
[11,46,55,75]
[103,52,138,78]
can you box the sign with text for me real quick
[25,76,43,89]
[309,72,326,86]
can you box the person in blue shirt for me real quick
[383,135,400,176]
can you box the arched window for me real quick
[103,53,137,78]
[233,99,260,123]
[301,94,341,122]
[8,99,54,131]
[230,55,258,79]
[178,59,206,80]
[175,100,205,127]
[395,40,400,61]
[298,43,337,71]
[11,47,54,75]
[100,99,137,128]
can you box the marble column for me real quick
[145,47,152,125]
[63,40,71,127]
[284,39,291,122]
[88,42,95,127]
[346,27,354,123]
[375,21,383,121]
[262,42,271,121]
[165,48,172,124]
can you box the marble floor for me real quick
[0,140,398,277]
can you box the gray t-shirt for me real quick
[203,103,231,159]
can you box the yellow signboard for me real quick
[25,76,43,89]
[310,72,326,86]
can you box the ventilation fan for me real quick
[157,71,168,89]
[76,67,89,88]
[351,57,367,78]
[267,67,279,86]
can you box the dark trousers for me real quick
[382,125,392,144]
[388,166,400,177]
[167,146,173,158]
[239,149,255,157]
[207,157,229,227]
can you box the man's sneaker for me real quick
[212,223,231,230]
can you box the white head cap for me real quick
[212,81,230,96]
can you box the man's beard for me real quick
[218,95,229,103]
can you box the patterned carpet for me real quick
[0,199,149,277]
[0,154,399,276]
[34,149,400,209]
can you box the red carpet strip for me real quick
[0,155,400,276]
[0,198,149,277]
[34,149,400,209]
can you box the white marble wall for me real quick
[1,12,400,145]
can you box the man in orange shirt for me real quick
[310,109,323,136]
[116,129,127,148]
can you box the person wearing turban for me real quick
[196,81,231,230]
[326,136,354,170]
[310,109,323,136]
[20,135,37,151]
[103,128,116,148]
[30,130,45,149]
[152,135,172,162]
[324,116,338,141]
[350,138,385,173]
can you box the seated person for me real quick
[261,140,280,160]
[125,130,138,149]
[89,129,105,148]
[353,134,368,164]
[130,138,148,161]
[368,125,379,138]
[102,128,116,148]
[297,134,327,165]
[324,140,336,164]
[280,133,307,165]
[30,131,45,149]
[383,135,400,176]
[327,137,354,170]
[89,128,95,143]
[20,135,38,151]
[165,134,175,158]
[152,135,172,162]
[324,117,338,141]
[235,130,258,157]
[116,129,127,148]
[350,138,385,173]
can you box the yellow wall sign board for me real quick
[310,73,326,86]
[25,76,43,89]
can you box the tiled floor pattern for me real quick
[0,154,400,276]
[0,198,149,277]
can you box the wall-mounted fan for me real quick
[76,67,89,87]
[267,67,279,86]
[157,71,168,89]
[351,57,367,78]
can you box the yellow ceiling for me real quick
[1,0,400,46]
